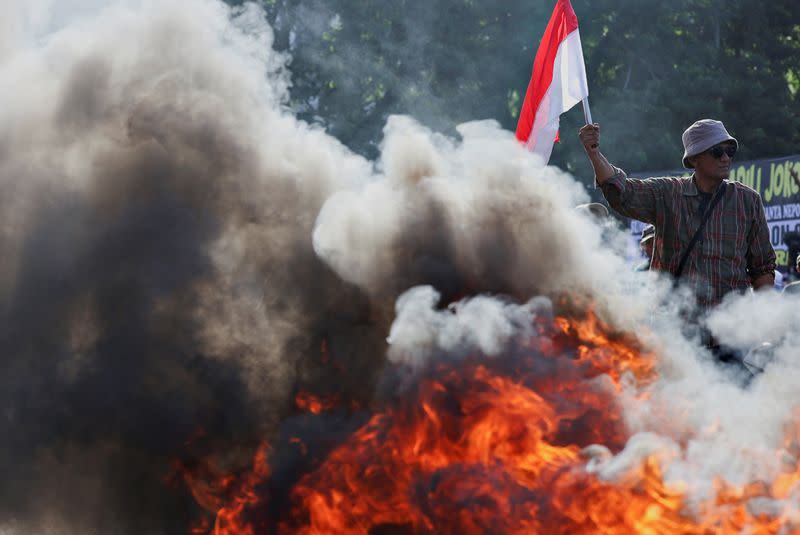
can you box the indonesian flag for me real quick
[515,0,589,163]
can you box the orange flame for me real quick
[178,311,800,534]
[180,443,271,535]
[295,392,340,415]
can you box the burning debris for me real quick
[2,1,800,535]
[179,295,800,534]
[180,302,645,534]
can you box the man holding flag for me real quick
[579,119,775,308]
[518,0,774,310]
[581,119,775,375]
[519,1,775,374]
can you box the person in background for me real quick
[574,202,609,222]
[783,254,800,295]
[575,202,614,246]
[635,224,655,271]
[773,269,784,292]
[788,168,800,284]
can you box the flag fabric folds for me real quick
[515,0,589,163]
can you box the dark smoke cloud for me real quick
[0,1,667,533]
[313,116,625,303]
[0,1,384,533]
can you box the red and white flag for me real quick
[515,0,589,163]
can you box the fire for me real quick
[178,311,800,534]
[179,443,271,535]
[295,392,340,415]
[553,310,655,386]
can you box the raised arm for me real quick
[577,123,665,224]
[579,123,616,184]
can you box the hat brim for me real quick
[682,136,738,169]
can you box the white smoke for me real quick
[381,282,800,519]
[3,0,799,531]
[313,116,638,302]
[316,97,800,526]
[0,0,373,532]
[385,286,551,367]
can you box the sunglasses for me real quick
[705,144,737,159]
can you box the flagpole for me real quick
[581,96,593,125]
[582,96,598,188]
[582,96,597,150]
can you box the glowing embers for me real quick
[294,392,340,415]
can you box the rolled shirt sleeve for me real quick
[596,167,775,304]
[598,167,668,225]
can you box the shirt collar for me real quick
[683,175,728,196]
[682,175,699,196]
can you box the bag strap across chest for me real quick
[674,182,727,279]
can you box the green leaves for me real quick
[254,0,800,181]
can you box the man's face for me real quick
[691,141,737,180]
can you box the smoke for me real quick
[2,0,799,533]
[312,107,800,523]
[313,116,636,301]
[385,286,550,368]
[0,0,378,532]
[308,88,800,520]
[378,283,800,520]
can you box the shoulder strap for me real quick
[674,182,727,279]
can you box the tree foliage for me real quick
[252,0,800,185]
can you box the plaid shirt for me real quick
[600,168,776,307]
